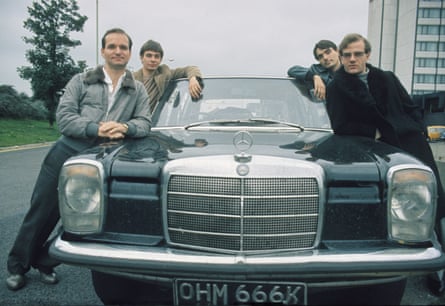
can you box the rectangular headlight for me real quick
[58,159,105,234]
[387,164,437,243]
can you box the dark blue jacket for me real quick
[287,64,335,89]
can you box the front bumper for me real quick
[50,235,445,282]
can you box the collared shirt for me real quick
[142,75,160,109]
[103,67,125,113]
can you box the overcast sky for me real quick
[1,0,369,95]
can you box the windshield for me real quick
[153,78,331,129]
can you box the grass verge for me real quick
[0,119,60,148]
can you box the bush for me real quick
[0,84,48,120]
[28,99,49,120]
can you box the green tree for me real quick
[18,0,87,126]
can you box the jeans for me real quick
[7,141,79,275]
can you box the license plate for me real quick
[174,279,307,306]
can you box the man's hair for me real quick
[139,40,164,58]
[313,40,337,60]
[338,33,371,55]
[101,28,133,50]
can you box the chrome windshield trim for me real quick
[151,126,333,132]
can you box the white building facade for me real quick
[368,0,445,94]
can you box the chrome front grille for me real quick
[166,175,320,252]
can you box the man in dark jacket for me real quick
[288,40,341,101]
[326,33,445,295]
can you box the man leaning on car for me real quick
[133,39,203,112]
[326,32,445,296]
[5,27,151,291]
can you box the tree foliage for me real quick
[0,85,48,120]
[18,0,87,126]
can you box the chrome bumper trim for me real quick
[53,236,443,266]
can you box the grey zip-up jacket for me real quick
[56,66,152,151]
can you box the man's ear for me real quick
[365,52,371,62]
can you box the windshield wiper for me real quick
[247,118,304,130]
[184,118,304,130]
[184,120,242,129]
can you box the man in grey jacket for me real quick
[6,28,151,291]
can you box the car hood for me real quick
[80,129,423,183]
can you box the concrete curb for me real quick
[0,142,54,153]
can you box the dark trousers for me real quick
[7,141,78,275]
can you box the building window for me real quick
[416,41,445,51]
[416,58,437,67]
[414,74,436,83]
[418,8,444,18]
[412,90,434,95]
[425,97,444,113]
[438,75,445,84]
[415,58,445,68]
[417,25,445,35]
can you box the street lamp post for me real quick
[96,0,99,66]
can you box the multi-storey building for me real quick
[368,0,445,95]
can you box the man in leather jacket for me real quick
[287,40,341,101]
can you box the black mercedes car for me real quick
[50,77,445,305]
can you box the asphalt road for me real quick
[0,143,444,305]
[0,146,101,306]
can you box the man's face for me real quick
[101,33,131,70]
[315,47,340,70]
[340,40,370,75]
[141,50,162,72]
